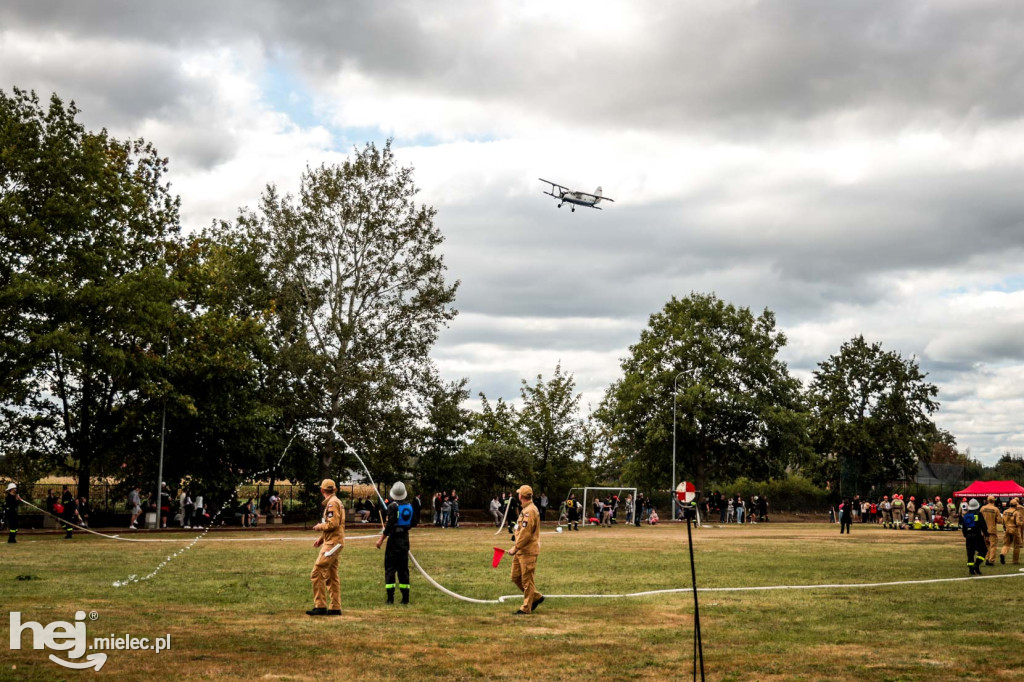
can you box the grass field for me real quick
[3,521,1023,681]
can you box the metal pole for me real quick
[687,513,705,681]
[672,370,687,522]
[155,338,168,530]
[155,399,166,528]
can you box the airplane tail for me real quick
[594,186,603,204]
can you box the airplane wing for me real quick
[575,192,615,203]
[539,178,570,191]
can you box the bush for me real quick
[717,475,828,513]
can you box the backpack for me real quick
[396,503,414,529]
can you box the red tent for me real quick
[953,480,1024,498]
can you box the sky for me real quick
[3,1,1024,464]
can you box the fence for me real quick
[12,482,381,518]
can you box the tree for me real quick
[518,364,587,498]
[236,140,458,482]
[596,293,808,499]
[806,335,940,494]
[461,394,533,504]
[415,378,473,498]
[0,88,180,498]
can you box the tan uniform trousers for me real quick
[986,532,1000,563]
[511,552,541,613]
[1002,527,1022,564]
[311,543,342,610]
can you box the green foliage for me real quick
[416,378,474,497]
[518,363,587,497]
[720,474,829,512]
[597,292,809,497]
[235,140,458,484]
[986,452,1024,482]
[806,335,939,494]
[0,88,180,497]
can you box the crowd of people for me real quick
[834,494,971,530]
[705,492,770,524]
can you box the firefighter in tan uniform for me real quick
[999,498,1022,565]
[308,479,345,616]
[979,496,1001,566]
[508,484,544,615]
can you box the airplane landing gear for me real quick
[571,207,575,212]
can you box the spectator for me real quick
[77,496,90,528]
[433,492,442,527]
[241,497,257,527]
[358,498,372,523]
[450,490,460,528]
[193,495,206,527]
[412,492,423,526]
[624,494,634,525]
[159,483,171,528]
[539,492,549,521]
[441,494,452,528]
[268,491,283,517]
[490,496,502,527]
[128,485,142,529]
[45,489,58,514]
[183,491,195,528]
[648,507,659,525]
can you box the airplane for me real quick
[539,178,615,212]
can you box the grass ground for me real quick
[2,521,1022,681]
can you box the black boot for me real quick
[326,609,342,616]
[306,607,328,616]
[7,534,15,544]
[1000,554,1006,564]
[386,588,394,604]
[400,588,409,604]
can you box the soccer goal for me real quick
[566,486,638,526]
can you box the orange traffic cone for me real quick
[491,547,506,568]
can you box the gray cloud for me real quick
[6,2,1024,136]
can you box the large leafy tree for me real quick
[806,335,939,494]
[461,394,534,504]
[0,89,180,498]
[415,378,473,498]
[236,140,458,482]
[518,364,587,498]
[597,293,808,499]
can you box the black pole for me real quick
[686,512,705,682]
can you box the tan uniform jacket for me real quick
[1015,506,1024,529]
[980,504,1001,535]
[320,495,346,547]
[1003,509,1018,532]
[513,501,541,556]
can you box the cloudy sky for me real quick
[3,1,1024,463]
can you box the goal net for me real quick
[564,486,638,526]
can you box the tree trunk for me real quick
[77,460,91,501]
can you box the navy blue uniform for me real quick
[5,492,19,543]
[383,501,414,603]
[961,508,988,574]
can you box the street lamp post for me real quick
[672,370,688,521]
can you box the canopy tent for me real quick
[953,480,1024,498]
